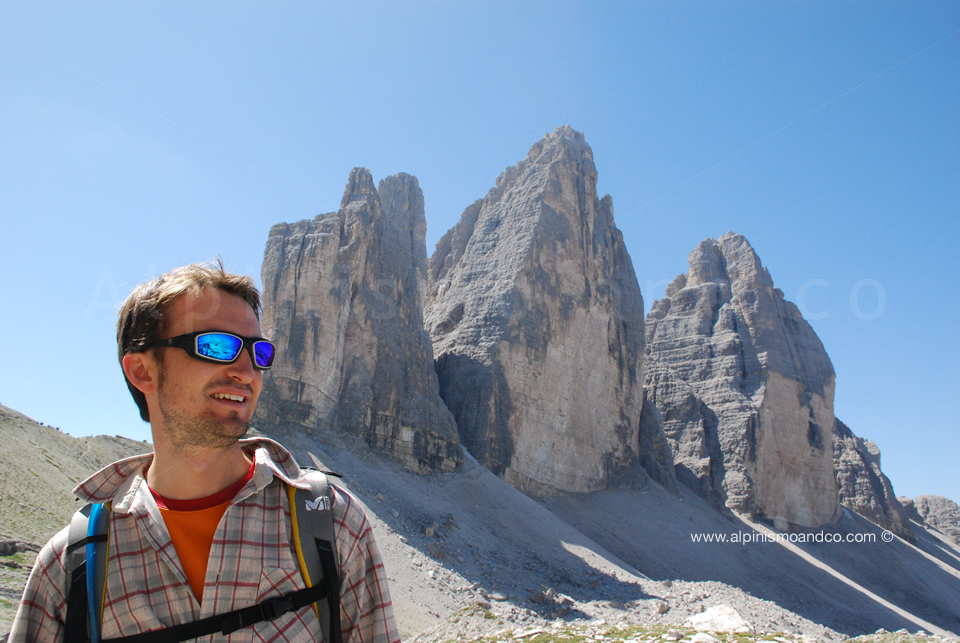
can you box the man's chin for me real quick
[212,420,252,443]
[210,408,252,430]
[168,416,252,450]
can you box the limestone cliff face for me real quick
[254,169,462,474]
[425,125,674,496]
[832,419,911,538]
[645,233,840,528]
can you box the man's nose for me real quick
[227,346,257,383]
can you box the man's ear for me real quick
[122,352,159,395]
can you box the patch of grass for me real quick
[492,625,760,643]
[3,552,30,565]
[848,635,942,643]
[439,621,950,643]
[526,633,583,643]
[730,635,766,643]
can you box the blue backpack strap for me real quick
[287,471,341,643]
[65,502,111,643]
[87,503,111,643]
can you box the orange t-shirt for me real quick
[150,461,256,602]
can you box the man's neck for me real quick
[146,440,253,500]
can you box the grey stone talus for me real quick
[425,125,675,496]
[254,168,462,474]
[645,233,841,528]
[832,418,912,539]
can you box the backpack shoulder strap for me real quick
[287,471,341,643]
[64,502,111,643]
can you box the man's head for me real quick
[117,261,266,447]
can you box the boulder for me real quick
[684,604,752,633]
[254,169,462,474]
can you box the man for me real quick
[10,262,400,643]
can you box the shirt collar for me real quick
[72,437,311,511]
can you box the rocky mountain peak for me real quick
[341,166,378,208]
[425,127,675,496]
[646,233,840,528]
[685,237,729,288]
[524,125,592,163]
[687,233,771,291]
[380,173,426,223]
[254,168,461,474]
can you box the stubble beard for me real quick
[157,366,251,452]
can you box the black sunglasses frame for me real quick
[141,331,275,370]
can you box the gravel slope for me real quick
[1,411,957,642]
[275,431,850,641]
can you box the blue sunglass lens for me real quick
[196,333,243,361]
[253,341,275,368]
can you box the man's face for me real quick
[153,288,264,450]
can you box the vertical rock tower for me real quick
[425,126,672,495]
[254,169,462,474]
[645,233,841,528]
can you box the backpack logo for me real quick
[305,496,331,511]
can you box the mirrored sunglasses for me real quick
[141,331,275,370]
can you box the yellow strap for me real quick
[286,484,321,620]
[99,503,111,629]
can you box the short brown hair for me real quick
[117,259,262,422]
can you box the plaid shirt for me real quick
[9,438,400,643]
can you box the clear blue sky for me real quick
[2,2,957,502]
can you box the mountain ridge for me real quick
[247,125,959,634]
